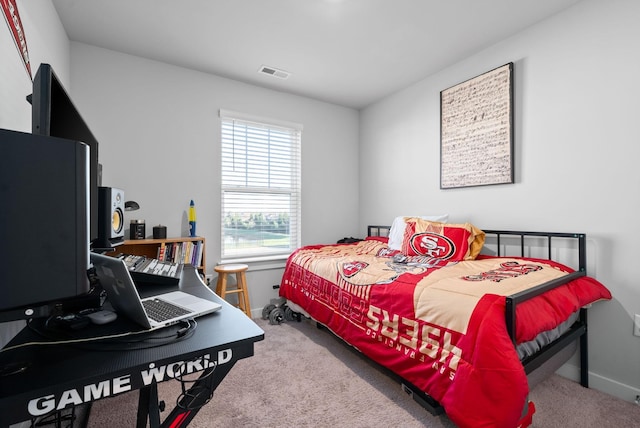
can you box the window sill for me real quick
[218,254,289,271]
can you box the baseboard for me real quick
[556,363,640,404]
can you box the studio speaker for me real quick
[96,186,125,248]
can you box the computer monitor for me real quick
[30,63,101,246]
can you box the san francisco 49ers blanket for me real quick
[279,239,611,428]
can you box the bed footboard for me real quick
[483,230,590,387]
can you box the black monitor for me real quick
[30,63,101,246]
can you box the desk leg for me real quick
[137,383,161,428]
[160,361,236,428]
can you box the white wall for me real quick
[359,0,640,402]
[67,43,360,315]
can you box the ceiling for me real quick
[52,0,583,109]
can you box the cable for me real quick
[2,325,151,353]
[173,354,218,411]
[79,319,198,351]
[1,318,197,354]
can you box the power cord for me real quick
[173,354,218,411]
[1,318,198,354]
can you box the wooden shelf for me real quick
[110,236,206,277]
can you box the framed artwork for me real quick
[440,63,513,189]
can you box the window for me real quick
[219,110,302,261]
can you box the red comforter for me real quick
[279,239,611,428]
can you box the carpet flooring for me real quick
[88,317,640,427]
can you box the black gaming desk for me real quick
[0,266,264,427]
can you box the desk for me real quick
[0,266,264,427]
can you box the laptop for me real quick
[90,252,221,329]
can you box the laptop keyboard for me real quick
[142,298,192,322]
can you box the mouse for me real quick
[86,310,118,325]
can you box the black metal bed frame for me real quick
[482,230,589,387]
[367,226,591,414]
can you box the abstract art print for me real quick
[440,63,513,189]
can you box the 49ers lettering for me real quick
[365,304,462,381]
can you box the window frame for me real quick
[219,109,302,263]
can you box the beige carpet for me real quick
[88,317,640,427]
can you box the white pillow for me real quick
[387,215,449,250]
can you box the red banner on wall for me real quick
[1,0,32,80]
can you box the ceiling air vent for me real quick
[258,65,291,80]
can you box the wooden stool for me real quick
[214,264,251,317]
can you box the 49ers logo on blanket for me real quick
[409,232,455,259]
[340,261,369,278]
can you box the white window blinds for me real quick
[219,110,302,261]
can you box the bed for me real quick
[278,219,612,428]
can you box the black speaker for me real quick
[96,186,125,248]
[0,128,90,313]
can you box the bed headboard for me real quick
[367,225,391,238]
[482,230,586,273]
[367,225,586,273]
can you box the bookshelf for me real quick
[110,237,206,278]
